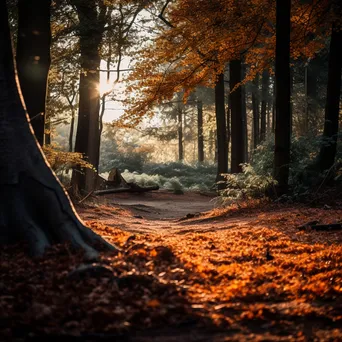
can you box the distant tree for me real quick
[0,0,115,258]
[197,99,204,163]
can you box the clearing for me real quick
[1,191,342,341]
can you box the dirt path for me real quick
[101,190,217,220]
[79,191,287,235]
[80,191,224,234]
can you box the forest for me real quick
[0,0,341,340]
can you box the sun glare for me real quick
[99,81,113,96]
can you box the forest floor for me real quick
[1,191,342,341]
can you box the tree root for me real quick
[0,173,119,259]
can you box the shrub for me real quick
[220,164,277,204]
[43,144,94,186]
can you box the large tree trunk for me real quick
[197,100,204,162]
[215,73,228,188]
[0,1,115,259]
[274,0,291,195]
[71,1,105,193]
[16,0,51,146]
[230,60,244,173]
[318,8,342,172]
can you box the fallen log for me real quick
[94,185,159,196]
[311,223,342,231]
[298,221,342,231]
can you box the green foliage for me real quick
[250,133,322,187]
[100,162,217,192]
[121,170,184,193]
[223,133,342,203]
[220,164,277,203]
[143,162,216,190]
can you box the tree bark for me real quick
[197,100,204,162]
[318,7,342,172]
[215,73,228,188]
[69,108,76,152]
[16,0,51,146]
[71,1,105,193]
[260,70,269,143]
[274,0,291,195]
[0,1,115,258]
[230,60,244,174]
[226,92,231,166]
[177,103,184,161]
[252,75,260,148]
[241,63,248,162]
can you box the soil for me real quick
[79,190,218,234]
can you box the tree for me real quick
[215,73,228,188]
[16,0,52,146]
[230,60,244,173]
[71,0,106,193]
[71,1,145,193]
[273,0,291,195]
[318,2,342,172]
[197,99,204,162]
[0,0,115,259]
[177,100,184,161]
[260,69,269,142]
[252,75,260,149]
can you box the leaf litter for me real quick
[0,199,341,341]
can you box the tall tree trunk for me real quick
[252,75,260,148]
[0,0,115,258]
[71,2,105,193]
[318,7,342,172]
[209,129,215,163]
[197,100,204,162]
[215,73,228,188]
[306,59,318,135]
[266,101,271,134]
[16,0,51,146]
[227,92,231,167]
[241,63,248,162]
[69,109,76,152]
[260,70,269,142]
[230,60,244,173]
[271,75,276,133]
[274,0,291,195]
[177,104,183,161]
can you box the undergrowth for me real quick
[101,162,217,192]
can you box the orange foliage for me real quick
[123,0,333,125]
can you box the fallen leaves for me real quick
[0,204,341,340]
